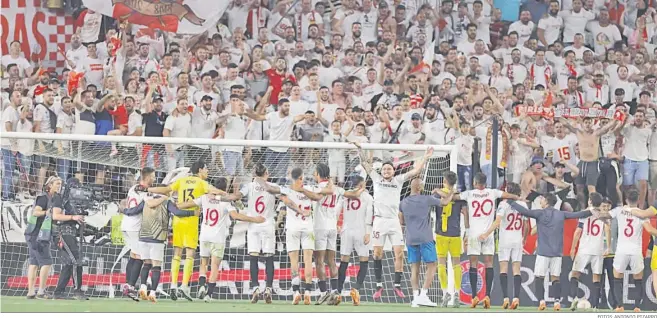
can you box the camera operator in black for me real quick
[52,179,87,300]
[24,176,64,299]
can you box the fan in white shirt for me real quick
[537,2,564,47]
[353,143,433,299]
[318,52,345,88]
[505,49,529,86]
[559,0,596,43]
[1,41,33,77]
[508,10,535,46]
[586,9,622,56]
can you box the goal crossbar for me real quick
[2,132,458,173]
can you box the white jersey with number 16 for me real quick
[577,215,606,255]
[460,188,503,238]
[610,207,644,256]
[240,181,277,230]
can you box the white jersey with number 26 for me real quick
[240,180,277,230]
[460,188,503,238]
[196,195,236,244]
[610,207,644,256]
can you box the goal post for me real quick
[1,132,458,304]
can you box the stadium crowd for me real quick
[1,0,657,311]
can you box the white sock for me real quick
[421,289,428,296]
[413,290,419,297]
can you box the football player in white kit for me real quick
[211,164,290,304]
[483,182,526,310]
[453,173,519,309]
[177,177,265,303]
[352,142,434,299]
[298,163,365,305]
[608,189,647,312]
[121,167,155,301]
[280,167,324,305]
[336,176,372,306]
[568,193,609,311]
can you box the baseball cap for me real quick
[530,157,545,168]
[201,95,214,102]
[411,113,422,120]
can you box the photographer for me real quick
[24,176,63,299]
[52,179,86,300]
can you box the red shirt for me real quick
[265,69,296,105]
[109,104,128,127]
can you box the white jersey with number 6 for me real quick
[577,215,606,255]
[314,181,346,231]
[281,186,315,232]
[497,200,526,248]
[370,171,407,219]
[196,195,236,244]
[609,207,644,256]
[461,188,503,238]
[240,180,277,230]
[342,192,374,236]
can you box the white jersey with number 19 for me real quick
[240,180,277,230]
[196,195,236,244]
[460,188,503,238]
[610,207,644,256]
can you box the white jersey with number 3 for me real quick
[497,200,526,248]
[315,181,346,231]
[610,207,644,256]
[461,188,503,238]
[240,180,277,230]
[196,195,236,244]
[577,215,606,255]
[281,186,315,232]
[370,171,407,219]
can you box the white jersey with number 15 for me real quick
[460,188,503,238]
[240,181,277,230]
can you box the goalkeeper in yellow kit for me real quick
[431,171,465,308]
[149,160,226,301]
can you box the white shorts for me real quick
[248,227,276,255]
[534,255,562,277]
[122,231,142,256]
[340,231,369,258]
[200,241,226,259]
[467,235,495,256]
[329,160,346,183]
[315,229,338,251]
[372,217,404,247]
[140,242,165,262]
[286,230,315,252]
[499,246,522,263]
[612,254,644,275]
[572,254,603,275]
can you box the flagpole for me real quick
[271,0,301,31]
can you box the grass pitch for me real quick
[0,296,608,313]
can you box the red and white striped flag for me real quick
[82,0,228,34]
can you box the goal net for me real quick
[1,132,457,304]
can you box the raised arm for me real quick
[594,118,619,137]
[123,201,145,216]
[564,208,593,219]
[509,200,541,219]
[558,117,580,134]
[148,186,173,194]
[628,205,657,218]
[350,141,372,175]
[405,147,434,180]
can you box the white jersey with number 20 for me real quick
[461,188,503,238]
[240,180,277,230]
